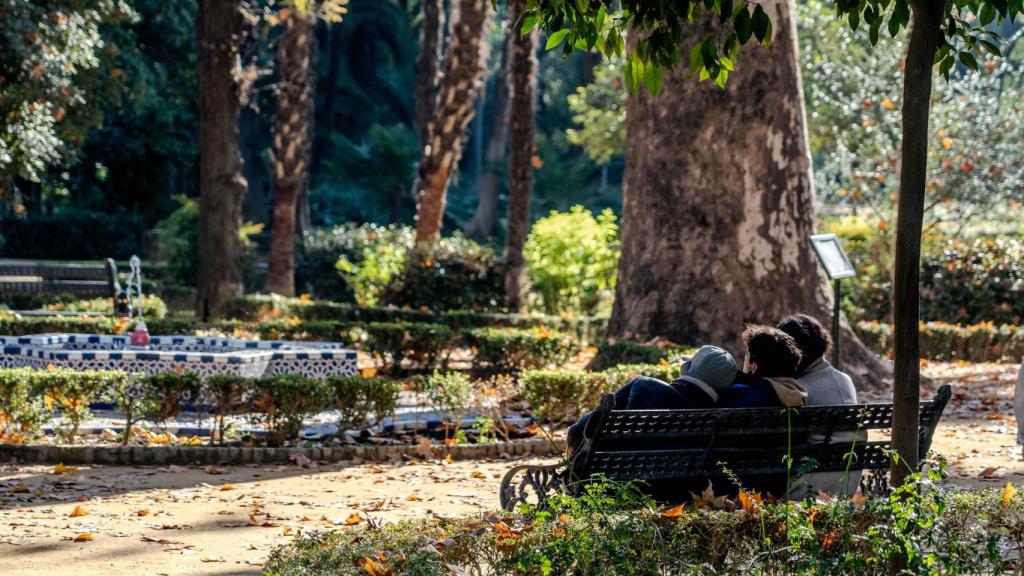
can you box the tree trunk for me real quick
[413,0,492,246]
[414,0,445,148]
[890,0,943,488]
[196,0,247,320]
[608,0,888,387]
[267,6,316,297]
[465,40,510,241]
[503,0,538,310]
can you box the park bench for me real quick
[500,384,952,510]
[0,258,122,315]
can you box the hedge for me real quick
[521,363,678,422]
[265,474,1024,576]
[463,326,579,373]
[0,368,400,446]
[855,320,1024,362]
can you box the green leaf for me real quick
[869,19,881,46]
[724,33,741,61]
[644,62,664,94]
[979,2,996,25]
[577,0,590,12]
[720,0,733,22]
[546,28,571,51]
[715,67,729,88]
[689,42,704,74]
[521,15,539,37]
[596,4,606,29]
[848,9,860,30]
[735,7,752,43]
[979,39,1002,56]
[720,56,734,71]
[752,4,771,43]
[959,51,979,71]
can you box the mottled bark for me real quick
[413,0,492,246]
[503,0,538,310]
[890,0,944,487]
[268,6,316,297]
[415,0,445,147]
[196,0,247,320]
[465,41,510,241]
[608,0,888,387]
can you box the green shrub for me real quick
[266,473,1021,576]
[524,205,619,316]
[334,224,413,306]
[248,374,332,444]
[464,326,579,373]
[206,374,250,445]
[424,371,474,441]
[295,227,359,302]
[142,372,201,427]
[0,368,47,442]
[36,369,126,443]
[42,294,168,320]
[104,372,150,444]
[855,320,1024,362]
[921,237,1024,325]
[363,322,454,372]
[587,340,690,371]
[329,376,401,431]
[521,363,679,422]
[380,237,505,312]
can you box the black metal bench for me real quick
[500,385,952,510]
[0,258,121,312]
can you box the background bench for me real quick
[500,384,952,510]
[0,258,121,314]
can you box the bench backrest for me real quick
[0,258,120,299]
[570,385,952,484]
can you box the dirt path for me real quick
[1,361,1021,575]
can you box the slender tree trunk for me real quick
[503,0,538,310]
[413,0,492,246]
[890,0,943,488]
[414,0,445,148]
[312,21,344,177]
[609,0,889,386]
[196,0,247,320]
[268,6,316,297]
[466,41,510,241]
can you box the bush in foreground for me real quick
[265,473,1024,576]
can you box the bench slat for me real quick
[0,280,112,296]
[0,262,110,280]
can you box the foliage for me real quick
[801,0,1024,232]
[328,376,400,431]
[587,340,690,371]
[463,326,579,373]
[855,319,1024,362]
[143,372,200,427]
[423,371,475,441]
[567,56,627,165]
[42,294,168,320]
[205,374,250,446]
[248,373,332,443]
[267,472,1024,576]
[0,211,145,260]
[524,206,619,316]
[521,363,677,423]
[0,0,137,189]
[0,368,48,442]
[105,372,149,444]
[333,224,412,306]
[36,368,124,442]
[295,227,357,302]
[362,322,455,373]
[921,237,1024,325]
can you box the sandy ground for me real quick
[1,361,1021,576]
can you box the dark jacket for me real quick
[720,372,807,408]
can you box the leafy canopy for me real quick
[517,0,1024,90]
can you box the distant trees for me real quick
[412,0,493,247]
[465,39,510,242]
[195,0,247,320]
[503,0,539,310]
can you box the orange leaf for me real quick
[660,504,685,518]
[53,463,78,475]
[344,512,363,526]
[220,483,236,491]
[850,489,868,508]
[73,533,93,542]
[137,508,151,517]
[356,556,394,576]
[738,490,763,514]
[471,470,487,479]
[69,505,88,517]
[1003,482,1017,506]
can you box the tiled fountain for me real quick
[0,334,357,380]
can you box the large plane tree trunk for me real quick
[412,0,491,246]
[465,41,510,241]
[267,5,316,297]
[503,0,538,310]
[609,0,888,387]
[196,0,247,320]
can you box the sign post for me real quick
[810,234,856,369]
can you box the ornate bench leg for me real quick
[499,463,567,511]
[859,468,889,495]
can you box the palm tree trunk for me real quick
[466,41,510,241]
[196,0,247,320]
[503,0,538,310]
[268,6,316,297]
[414,0,445,148]
[413,0,492,246]
[890,0,944,488]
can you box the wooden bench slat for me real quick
[0,262,110,280]
[0,258,119,302]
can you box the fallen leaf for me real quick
[344,512,363,526]
[137,509,151,517]
[200,556,225,563]
[851,489,868,508]
[980,467,999,479]
[73,533,93,542]
[470,470,487,479]
[53,464,79,475]
[660,504,685,518]
[1003,482,1017,506]
[220,484,236,491]
[8,485,29,494]
[69,505,88,517]
[205,466,226,475]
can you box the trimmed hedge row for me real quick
[265,477,1023,576]
[0,315,580,373]
[855,320,1024,362]
[0,368,399,446]
[521,363,678,422]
